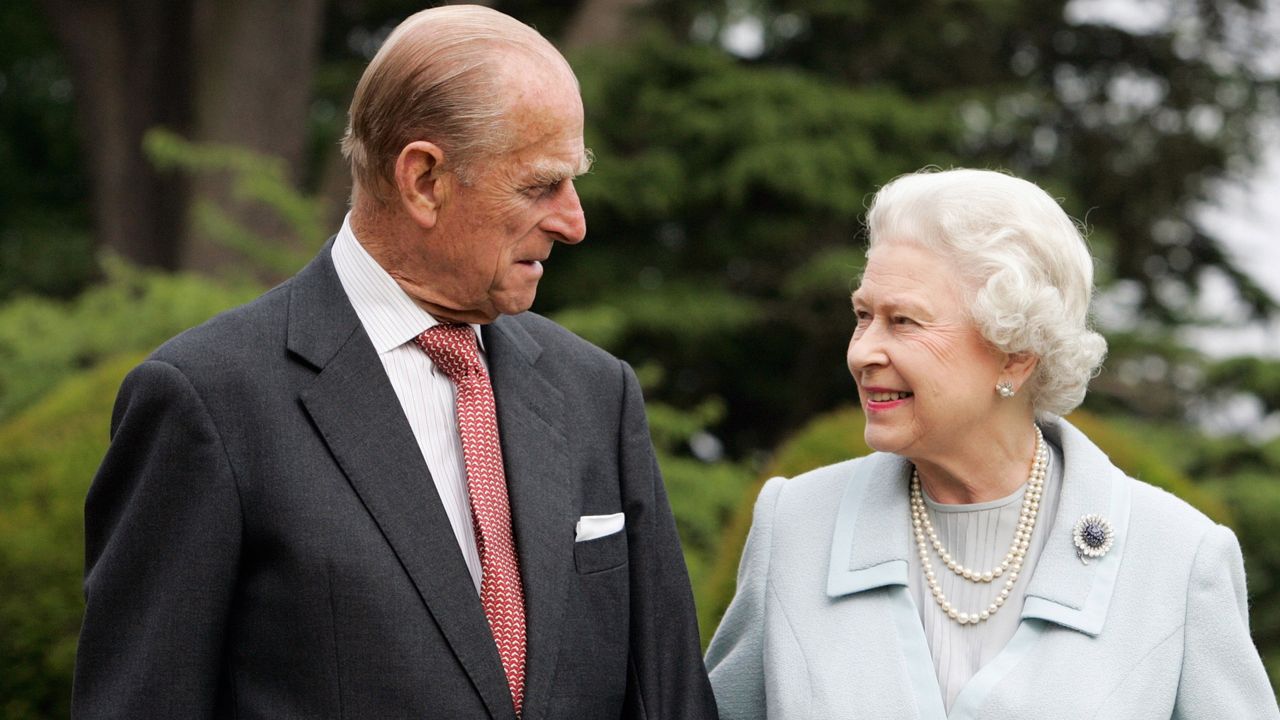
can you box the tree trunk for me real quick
[41,0,195,269]
[184,0,324,276]
[42,0,324,276]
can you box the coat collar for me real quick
[826,416,1132,637]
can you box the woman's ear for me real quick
[394,140,449,228]
[1002,351,1039,394]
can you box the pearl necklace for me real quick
[909,425,1048,625]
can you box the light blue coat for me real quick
[706,417,1279,719]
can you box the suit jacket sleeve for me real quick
[616,360,719,719]
[72,360,242,719]
[703,476,784,720]
[1172,523,1279,719]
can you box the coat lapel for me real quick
[950,417,1134,717]
[826,452,913,595]
[288,245,514,720]
[826,452,948,720]
[1020,417,1132,636]
[483,317,571,720]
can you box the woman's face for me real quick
[847,242,1008,464]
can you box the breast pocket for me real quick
[573,528,628,574]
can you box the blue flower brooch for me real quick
[1072,514,1114,565]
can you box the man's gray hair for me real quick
[865,168,1108,417]
[342,5,573,201]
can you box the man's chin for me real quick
[492,290,538,318]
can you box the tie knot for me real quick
[415,324,483,383]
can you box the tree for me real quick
[532,0,1280,453]
[40,0,323,276]
[0,1,94,298]
[648,0,1280,321]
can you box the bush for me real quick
[0,354,140,719]
[0,260,260,422]
[0,249,260,716]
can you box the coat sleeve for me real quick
[703,476,784,720]
[1172,523,1279,719]
[616,360,720,719]
[72,360,243,719]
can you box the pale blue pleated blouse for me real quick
[907,441,1064,711]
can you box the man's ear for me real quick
[1002,351,1039,393]
[394,140,449,228]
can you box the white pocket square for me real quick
[575,512,625,542]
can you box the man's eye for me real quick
[526,180,562,198]
[893,316,915,325]
[854,309,871,322]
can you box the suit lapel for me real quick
[288,245,514,720]
[484,317,571,720]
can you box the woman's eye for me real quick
[893,316,915,325]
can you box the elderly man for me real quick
[72,6,716,719]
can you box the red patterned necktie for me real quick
[415,323,527,716]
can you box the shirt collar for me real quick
[331,212,485,355]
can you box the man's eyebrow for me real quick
[577,147,595,176]
[529,149,595,185]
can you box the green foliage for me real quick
[543,34,960,453]
[0,258,259,423]
[1064,411,1232,524]
[617,362,757,645]
[653,0,1280,321]
[1204,356,1280,416]
[699,406,873,641]
[143,128,328,278]
[0,143,277,698]
[0,354,140,720]
[759,405,871,480]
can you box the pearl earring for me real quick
[996,380,1016,398]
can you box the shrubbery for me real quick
[0,356,139,719]
[0,260,260,423]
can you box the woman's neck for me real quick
[912,422,1040,504]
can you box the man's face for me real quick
[420,66,590,323]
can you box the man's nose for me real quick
[547,181,586,244]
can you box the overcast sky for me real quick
[1186,140,1280,361]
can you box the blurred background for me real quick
[2,0,1279,715]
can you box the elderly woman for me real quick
[705,168,1279,719]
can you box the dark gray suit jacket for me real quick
[72,244,717,719]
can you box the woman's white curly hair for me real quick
[865,168,1107,417]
